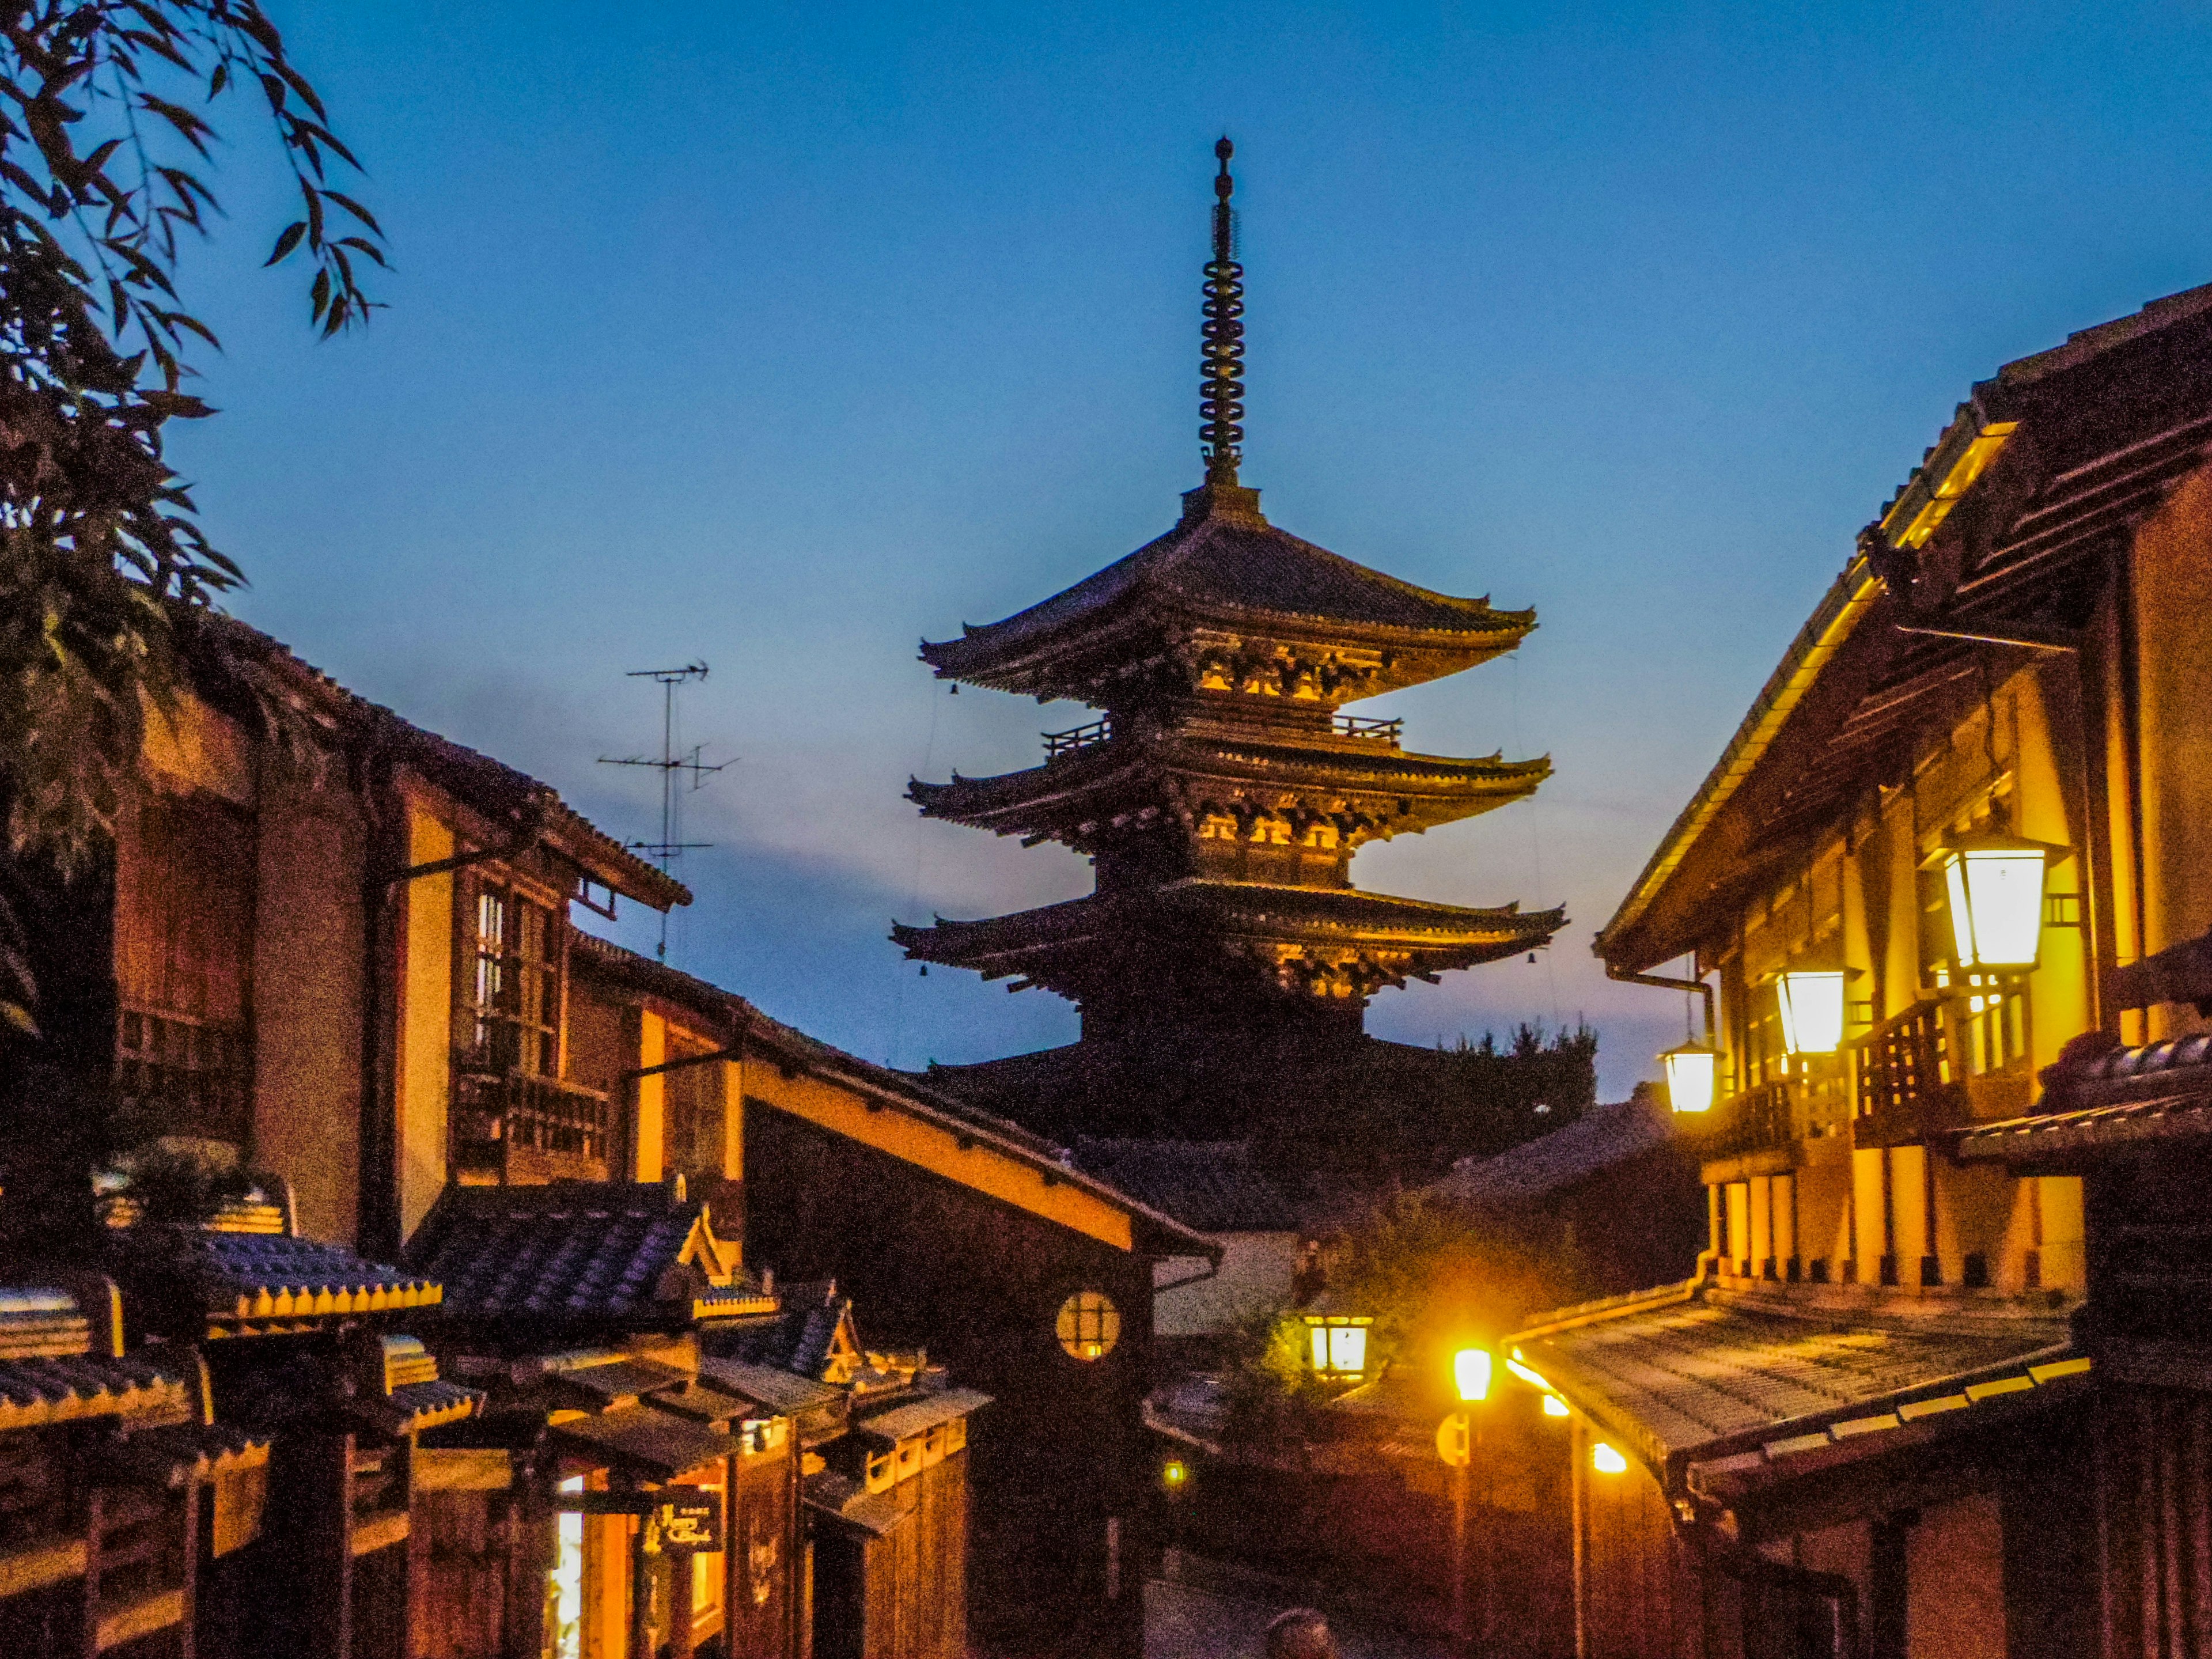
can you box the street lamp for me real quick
[1442,1347,1496,1656]
[1659,1040,1718,1114]
[1923,824,2055,971]
[1304,1313,1373,1380]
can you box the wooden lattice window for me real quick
[459,876,563,1077]
[1056,1290,1120,1362]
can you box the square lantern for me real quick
[1659,1041,1718,1115]
[1304,1314,1372,1379]
[1923,831,2055,971]
[1773,969,1848,1056]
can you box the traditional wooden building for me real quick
[558,937,1222,1657]
[900,140,1560,1152]
[1529,282,2212,1657]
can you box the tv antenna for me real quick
[599,662,730,959]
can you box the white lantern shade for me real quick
[1592,1442,1629,1475]
[1660,1042,1717,1114]
[1775,970,1847,1055]
[1541,1394,1570,1418]
[1309,1325,1329,1371]
[1938,843,2048,969]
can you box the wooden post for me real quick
[628,1509,656,1659]
[1571,1419,1588,1659]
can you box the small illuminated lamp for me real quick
[1659,1040,1718,1115]
[1454,1347,1494,1404]
[1541,1395,1571,1418]
[1304,1313,1373,1379]
[1772,969,1848,1056]
[1591,1442,1630,1475]
[1923,824,2054,971]
[1162,1459,1189,1492]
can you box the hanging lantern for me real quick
[1541,1395,1570,1418]
[1592,1442,1629,1475]
[1923,828,2055,971]
[1773,969,1848,1055]
[1658,1040,1718,1114]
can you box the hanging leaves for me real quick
[0,1,385,875]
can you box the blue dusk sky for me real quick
[175,3,2212,1098]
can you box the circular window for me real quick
[1056,1291,1120,1361]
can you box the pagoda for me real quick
[894,141,1562,1141]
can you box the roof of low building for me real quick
[0,1353,191,1434]
[854,1387,992,1445]
[110,1226,442,1336]
[1959,1029,2212,1165]
[405,1181,772,1328]
[1513,1282,2080,1505]
[1069,1139,1297,1234]
[1431,1093,1678,1212]
[695,1355,843,1418]
[711,1281,855,1381]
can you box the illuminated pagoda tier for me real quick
[895,140,1562,1142]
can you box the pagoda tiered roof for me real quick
[893,880,1562,1001]
[919,485,1533,704]
[908,724,1548,848]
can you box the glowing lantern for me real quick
[1924,828,2054,970]
[1454,1348,1493,1403]
[1592,1442,1629,1475]
[1162,1459,1188,1491]
[1774,969,1848,1055]
[1660,1040,1718,1114]
[1542,1395,1570,1418]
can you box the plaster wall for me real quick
[1852,1149,1885,1282]
[250,781,366,1243]
[396,801,452,1242]
[2131,463,2212,1012]
[1906,1491,2006,1659]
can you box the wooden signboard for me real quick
[661,1491,725,1554]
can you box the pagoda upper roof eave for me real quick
[916,506,1533,696]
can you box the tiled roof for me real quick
[711,1285,852,1381]
[1514,1285,2076,1488]
[0,1286,94,1359]
[100,1422,270,1489]
[802,1469,908,1537]
[115,1229,440,1332]
[406,1182,770,1328]
[854,1388,991,1445]
[1960,1032,2212,1164]
[696,1356,843,1418]
[1069,1139,1295,1233]
[0,1354,190,1434]
[550,1405,737,1482]
[1432,1095,1676,1211]
[920,498,1532,685]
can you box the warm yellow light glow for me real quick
[1542,1395,1570,1418]
[1660,1042,1717,1114]
[1310,1326,1330,1372]
[1775,970,1846,1055]
[1163,1459,1188,1490]
[1330,1325,1368,1374]
[1938,842,2048,969]
[1506,1358,1550,1392]
[1455,1347,1493,1403]
[1592,1442,1628,1475]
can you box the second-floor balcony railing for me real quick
[1043,718,1111,761]
[1853,999,1969,1147]
[1698,1076,1853,1162]
[452,1066,613,1184]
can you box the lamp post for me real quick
[1441,1347,1493,1655]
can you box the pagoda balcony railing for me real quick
[1043,717,1112,761]
[452,1065,613,1184]
[1334,715,1403,744]
[115,1003,252,1147]
[1853,999,1968,1147]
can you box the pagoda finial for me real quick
[1200,136,1245,487]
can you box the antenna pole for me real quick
[599,662,730,960]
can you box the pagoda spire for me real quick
[1199,137,1247,488]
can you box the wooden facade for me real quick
[1553,282,2212,1656]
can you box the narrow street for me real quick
[1144,1556,1445,1659]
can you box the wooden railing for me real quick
[1334,715,1403,743]
[1042,718,1111,760]
[1700,1076,1854,1161]
[115,1005,251,1146]
[452,1067,613,1184]
[1853,999,1968,1147]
